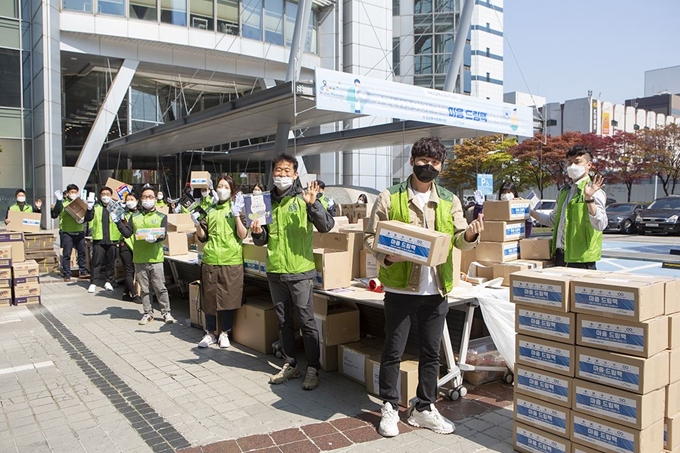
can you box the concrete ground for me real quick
[0,276,514,453]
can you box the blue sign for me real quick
[477,173,493,196]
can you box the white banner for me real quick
[315,68,534,137]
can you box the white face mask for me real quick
[126,201,137,209]
[252,190,263,196]
[142,199,155,210]
[567,164,587,180]
[16,196,26,203]
[68,193,79,200]
[273,177,294,191]
[216,188,231,201]
[500,193,514,201]
[157,194,164,201]
[100,196,111,204]
[201,190,210,198]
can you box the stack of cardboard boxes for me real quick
[511,267,679,453]
[23,233,59,275]
[340,203,373,225]
[0,233,40,307]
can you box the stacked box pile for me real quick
[510,267,678,453]
[23,232,58,276]
[12,260,41,306]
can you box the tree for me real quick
[644,123,680,196]
[597,131,647,202]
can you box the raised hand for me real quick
[251,219,262,235]
[302,181,320,205]
[584,174,605,199]
[465,213,484,242]
[35,199,43,209]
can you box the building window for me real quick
[486,72,490,82]
[62,0,93,13]
[0,0,18,18]
[160,0,187,26]
[191,0,214,30]
[414,0,432,14]
[434,0,453,13]
[486,47,490,57]
[392,0,399,16]
[98,0,125,16]
[264,0,284,45]
[392,38,400,76]
[217,0,239,34]
[242,0,263,41]
[130,0,157,21]
[0,17,20,49]
[0,48,21,108]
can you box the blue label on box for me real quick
[578,362,640,387]
[516,405,568,432]
[507,225,525,236]
[574,293,636,314]
[516,433,567,453]
[519,346,571,370]
[575,394,637,420]
[573,419,635,452]
[581,327,644,350]
[519,315,571,336]
[377,235,429,259]
[517,374,569,399]
[504,244,519,256]
[511,205,530,216]
[513,287,563,304]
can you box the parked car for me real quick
[635,195,680,235]
[605,203,646,234]
[533,199,556,226]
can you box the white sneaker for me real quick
[378,402,400,437]
[104,282,113,291]
[198,333,216,348]
[407,403,454,434]
[138,314,153,325]
[218,332,230,348]
[88,284,96,293]
[163,313,176,324]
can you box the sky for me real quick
[502,0,680,105]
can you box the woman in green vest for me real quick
[88,186,121,294]
[363,137,484,438]
[4,189,42,225]
[156,191,168,209]
[119,193,139,302]
[193,175,247,348]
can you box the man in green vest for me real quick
[530,145,606,269]
[51,184,93,282]
[88,186,121,294]
[117,185,176,325]
[315,180,336,217]
[4,189,42,225]
[364,137,484,438]
[251,154,335,391]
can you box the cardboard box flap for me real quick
[313,232,350,251]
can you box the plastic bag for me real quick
[464,336,508,385]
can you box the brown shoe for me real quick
[78,274,90,280]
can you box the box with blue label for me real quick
[576,313,668,358]
[511,269,575,312]
[6,211,41,233]
[517,334,575,377]
[571,277,665,322]
[313,249,351,290]
[514,421,571,453]
[484,199,531,221]
[480,220,526,242]
[493,259,546,287]
[571,443,606,453]
[373,220,452,267]
[475,241,519,263]
[189,171,211,189]
[515,393,572,438]
[242,242,266,276]
[515,364,574,408]
[516,305,576,344]
[573,379,665,429]
[570,411,664,453]
[575,346,668,395]
[621,274,680,315]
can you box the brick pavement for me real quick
[0,278,514,453]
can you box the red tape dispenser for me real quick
[368,278,384,293]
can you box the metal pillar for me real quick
[443,0,475,92]
[285,0,313,83]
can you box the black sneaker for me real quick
[122,293,133,302]
[133,296,142,303]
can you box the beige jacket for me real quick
[364,177,478,295]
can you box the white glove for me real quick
[191,211,201,226]
[145,235,156,243]
[232,192,245,217]
[174,204,182,214]
[474,190,484,205]
[54,190,63,201]
[210,190,219,205]
[208,178,214,190]
[109,212,119,223]
[87,200,95,210]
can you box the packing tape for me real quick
[368,278,383,293]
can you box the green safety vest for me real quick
[552,178,603,263]
[318,195,329,209]
[91,204,122,242]
[131,210,166,264]
[266,195,315,274]
[378,181,456,294]
[9,203,33,213]
[60,199,85,234]
[122,211,135,251]
[201,201,243,266]
[156,200,168,208]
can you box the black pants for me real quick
[91,241,116,284]
[205,310,236,334]
[267,274,320,370]
[119,243,136,296]
[380,292,448,410]
[62,232,87,278]
[555,249,597,269]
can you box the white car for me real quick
[533,199,556,226]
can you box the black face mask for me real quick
[413,164,440,183]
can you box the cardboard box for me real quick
[166,214,194,232]
[520,237,553,260]
[64,197,87,224]
[6,211,41,233]
[669,381,680,416]
[667,414,680,451]
[190,171,212,189]
[484,200,531,221]
[571,443,605,453]
[670,314,680,350]
[338,342,381,385]
[232,297,278,354]
[493,260,541,286]
[14,286,41,298]
[475,241,519,263]
[13,276,40,289]
[571,277,665,322]
[510,269,575,312]
[623,274,680,316]
[460,248,477,276]
[314,231,363,278]
[576,314,668,358]
[0,232,24,264]
[515,364,573,408]
[188,280,205,329]
[340,203,373,224]
[516,334,575,377]
[313,249,351,290]
[359,249,378,278]
[516,305,576,344]
[0,268,11,279]
[0,245,11,261]
[0,278,10,288]
[366,356,419,407]
[12,260,39,278]
[312,294,360,346]
[373,220,452,267]
[513,421,571,453]
[573,378,665,429]
[671,348,680,384]
[328,216,350,232]
[105,177,133,201]
[515,393,572,437]
[162,232,189,256]
[480,220,526,242]
[575,346,669,394]
[319,343,338,371]
[14,295,40,305]
[242,242,267,276]
[570,412,664,453]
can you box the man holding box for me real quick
[530,145,606,269]
[251,154,335,391]
[4,189,42,225]
[364,137,483,437]
[117,185,176,325]
[51,184,93,282]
